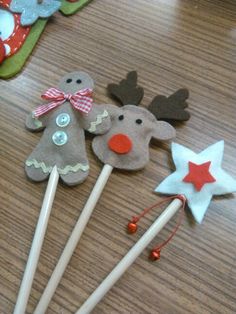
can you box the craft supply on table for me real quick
[0,0,93,78]
[13,165,59,314]
[10,0,61,26]
[14,71,111,314]
[75,141,236,313]
[127,195,185,260]
[156,141,236,223]
[34,71,190,313]
[76,197,185,314]
[60,0,93,15]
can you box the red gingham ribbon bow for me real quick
[33,87,93,118]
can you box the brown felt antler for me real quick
[148,88,190,121]
[107,71,144,106]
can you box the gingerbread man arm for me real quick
[25,111,49,132]
[81,104,111,135]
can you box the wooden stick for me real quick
[14,166,59,314]
[75,198,183,314]
[34,164,113,314]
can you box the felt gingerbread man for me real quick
[25,71,111,186]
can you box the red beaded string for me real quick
[127,195,186,261]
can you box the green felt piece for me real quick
[0,19,47,79]
[60,0,92,15]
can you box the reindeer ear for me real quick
[107,71,144,106]
[152,121,176,141]
[98,104,121,117]
[148,88,190,121]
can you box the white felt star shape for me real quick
[155,141,236,223]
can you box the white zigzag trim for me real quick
[26,159,52,173]
[26,159,89,175]
[58,163,89,175]
[88,110,108,132]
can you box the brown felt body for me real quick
[25,71,111,186]
[92,105,175,170]
[92,71,189,171]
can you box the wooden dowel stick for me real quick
[34,164,113,314]
[75,198,183,314]
[14,166,59,314]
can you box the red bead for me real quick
[127,222,137,233]
[150,249,161,261]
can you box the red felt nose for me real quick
[0,40,6,64]
[108,133,133,154]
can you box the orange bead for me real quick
[127,222,137,233]
[150,249,161,261]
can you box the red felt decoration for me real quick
[108,133,133,154]
[0,39,5,63]
[183,161,216,191]
[0,0,30,60]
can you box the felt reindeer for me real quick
[25,71,111,186]
[33,71,190,314]
[93,71,190,170]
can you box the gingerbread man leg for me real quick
[60,168,89,186]
[25,163,50,182]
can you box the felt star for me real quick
[10,0,61,26]
[155,141,236,223]
[183,161,216,191]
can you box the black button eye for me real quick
[66,78,72,83]
[118,115,124,121]
[76,79,82,84]
[136,119,142,125]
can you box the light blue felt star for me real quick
[10,0,61,26]
[155,141,236,223]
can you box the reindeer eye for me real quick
[136,119,142,125]
[76,79,82,84]
[118,115,124,121]
[66,78,72,83]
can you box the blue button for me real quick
[52,131,68,146]
[56,113,70,127]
